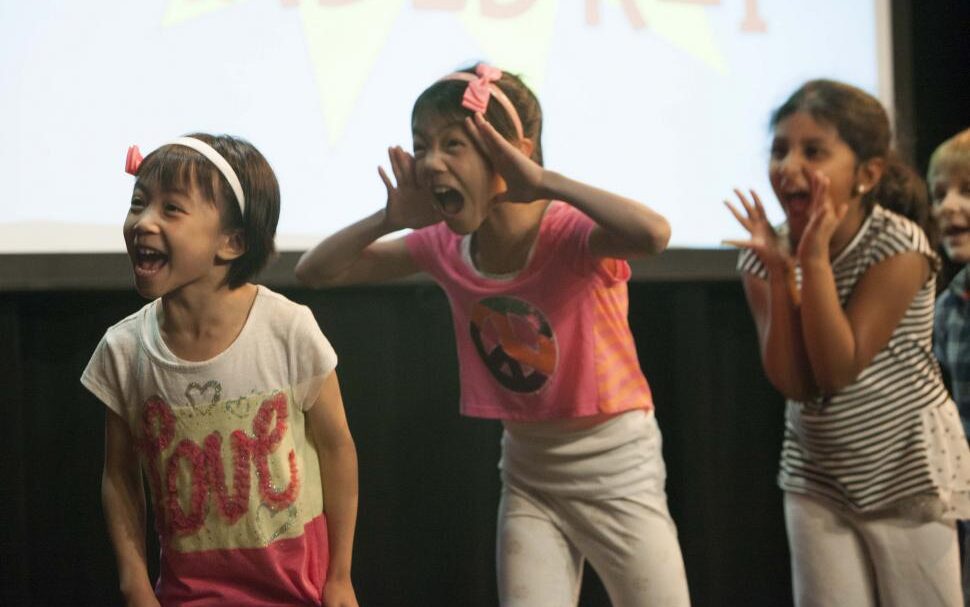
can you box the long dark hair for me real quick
[771,79,935,246]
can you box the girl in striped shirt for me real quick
[726,80,970,606]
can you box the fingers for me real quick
[809,168,823,211]
[726,187,770,227]
[377,166,393,193]
[470,112,506,150]
[723,199,753,231]
[834,201,849,222]
[722,238,775,263]
[816,173,837,216]
[386,147,404,187]
[801,205,826,239]
[721,238,760,249]
[467,113,527,163]
[749,189,768,220]
[803,167,831,213]
[732,188,756,218]
[390,146,412,188]
[398,147,418,187]
[463,116,490,157]
[382,146,426,199]
[802,166,815,198]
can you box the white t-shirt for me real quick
[82,285,338,604]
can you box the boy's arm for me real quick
[102,409,160,607]
[307,371,359,607]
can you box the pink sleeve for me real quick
[550,204,631,286]
[404,225,441,275]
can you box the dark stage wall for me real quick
[1,1,967,605]
[0,281,787,607]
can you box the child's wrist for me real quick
[534,168,561,200]
[798,257,831,276]
[763,257,792,277]
[373,208,399,234]
[326,566,353,584]
[767,259,801,305]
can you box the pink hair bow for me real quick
[440,63,524,139]
[125,145,143,175]
[461,64,504,114]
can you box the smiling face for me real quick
[769,111,865,244]
[931,169,970,264]
[412,115,503,235]
[123,174,240,300]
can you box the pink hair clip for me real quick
[125,145,143,176]
[462,63,504,114]
[441,63,524,140]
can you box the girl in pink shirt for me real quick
[297,64,690,606]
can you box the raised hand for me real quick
[795,168,846,263]
[378,146,441,230]
[465,112,545,204]
[723,188,792,273]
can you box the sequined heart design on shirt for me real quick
[185,380,221,416]
[225,396,254,420]
[255,504,298,544]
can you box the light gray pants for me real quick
[785,491,963,607]
[497,411,691,607]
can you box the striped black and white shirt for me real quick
[739,205,950,512]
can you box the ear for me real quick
[217,229,246,262]
[516,137,535,159]
[856,157,885,194]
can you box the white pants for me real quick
[497,411,691,607]
[785,492,963,607]
[960,520,970,602]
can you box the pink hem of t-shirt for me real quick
[156,514,329,607]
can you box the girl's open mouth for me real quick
[132,246,169,276]
[782,192,811,216]
[433,187,465,216]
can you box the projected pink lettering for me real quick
[281,0,767,31]
[739,0,766,32]
[585,0,766,32]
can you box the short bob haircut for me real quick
[134,133,280,288]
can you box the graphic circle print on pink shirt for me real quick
[471,296,558,393]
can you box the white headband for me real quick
[167,137,246,215]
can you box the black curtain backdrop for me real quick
[1,1,967,605]
[0,282,786,607]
